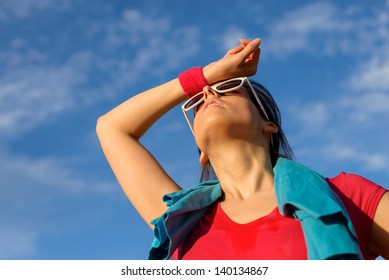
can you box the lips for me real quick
[203,99,224,111]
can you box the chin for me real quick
[199,124,251,143]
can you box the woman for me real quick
[96,38,389,260]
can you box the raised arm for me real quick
[96,79,185,226]
[96,38,262,227]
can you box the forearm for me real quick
[96,78,186,139]
[94,38,262,226]
[96,36,262,140]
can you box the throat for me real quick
[220,190,277,224]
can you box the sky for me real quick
[0,0,388,260]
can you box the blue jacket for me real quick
[149,158,363,260]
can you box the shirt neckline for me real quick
[216,202,279,229]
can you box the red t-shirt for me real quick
[172,172,387,260]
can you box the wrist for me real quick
[202,63,222,85]
[178,67,208,98]
[203,62,233,85]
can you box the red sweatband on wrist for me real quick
[178,67,208,98]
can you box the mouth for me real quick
[204,100,224,111]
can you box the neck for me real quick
[206,139,274,201]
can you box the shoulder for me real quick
[328,171,381,188]
[162,180,221,207]
[326,172,387,219]
[327,172,387,259]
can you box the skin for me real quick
[370,192,389,258]
[96,38,389,259]
[194,85,279,223]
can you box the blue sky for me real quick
[1,0,388,260]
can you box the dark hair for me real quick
[199,80,295,182]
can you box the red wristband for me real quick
[178,67,208,98]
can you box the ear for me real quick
[263,121,279,134]
[199,151,209,165]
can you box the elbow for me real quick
[96,115,109,138]
[96,113,140,140]
[96,115,134,140]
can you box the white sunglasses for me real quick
[181,77,270,135]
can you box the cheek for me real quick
[193,112,200,132]
[193,119,206,152]
[238,101,260,125]
[192,113,204,144]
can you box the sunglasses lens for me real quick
[215,80,243,91]
[185,99,196,108]
[184,95,203,110]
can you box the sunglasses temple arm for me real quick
[247,80,270,121]
[182,109,195,135]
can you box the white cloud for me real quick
[98,10,200,87]
[0,149,114,194]
[323,144,388,171]
[346,1,389,91]
[101,28,200,95]
[0,149,117,259]
[104,9,170,47]
[289,84,389,171]
[291,102,330,134]
[265,1,342,57]
[0,227,38,259]
[342,3,389,119]
[0,50,92,137]
[0,0,70,20]
[274,1,339,33]
[218,26,248,50]
[339,92,389,122]
[349,52,389,91]
[121,10,170,44]
[264,1,388,58]
[278,1,389,176]
[289,83,389,178]
[0,8,201,139]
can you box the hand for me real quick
[203,38,261,85]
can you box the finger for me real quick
[239,38,250,46]
[224,44,245,56]
[237,38,261,60]
[245,47,260,64]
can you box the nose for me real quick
[202,86,219,99]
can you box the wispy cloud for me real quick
[264,1,341,57]
[1,8,200,138]
[322,144,388,172]
[217,26,248,50]
[0,149,115,194]
[104,9,170,47]
[0,0,70,20]
[349,52,389,91]
[99,9,200,85]
[0,50,92,137]
[0,5,202,259]
[339,92,389,122]
[0,227,38,259]
[280,1,389,176]
[0,149,117,259]
[347,1,389,91]
[2,0,388,260]
[264,1,388,58]
[289,84,389,173]
[292,102,330,134]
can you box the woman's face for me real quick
[193,86,268,151]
